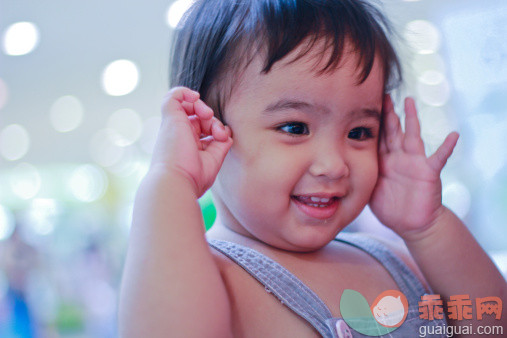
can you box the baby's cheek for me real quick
[352,154,379,203]
[359,153,379,183]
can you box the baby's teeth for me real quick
[308,203,328,207]
[310,197,330,203]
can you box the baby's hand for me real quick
[149,87,232,197]
[369,95,459,240]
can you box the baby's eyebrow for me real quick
[262,98,380,121]
[351,108,381,121]
[263,99,319,114]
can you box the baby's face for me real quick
[212,41,384,251]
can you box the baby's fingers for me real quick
[403,97,425,154]
[211,119,229,142]
[428,132,459,172]
[193,99,214,135]
[381,94,402,153]
[161,87,200,119]
[188,115,202,143]
[189,115,227,144]
[200,128,233,184]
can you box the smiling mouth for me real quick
[291,195,339,207]
[290,195,341,220]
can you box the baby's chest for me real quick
[219,255,399,337]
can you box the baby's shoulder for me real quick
[205,232,427,337]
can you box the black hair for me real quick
[169,0,402,123]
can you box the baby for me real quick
[118,0,506,337]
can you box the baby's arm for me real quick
[370,96,506,331]
[404,206,506,329]
[118,88,233,337]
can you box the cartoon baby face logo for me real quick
[371,290,408,328]
[340,289,409,336]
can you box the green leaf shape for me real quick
[340,289,397,336]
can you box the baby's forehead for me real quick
[230,38,382,94]
[232,47,368,94]
[230,43,383,98]
[244,38,358,75]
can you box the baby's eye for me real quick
[277,122,309,136]
[348,127,374,140]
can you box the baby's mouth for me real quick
[291,195,339,208]
[291,195,341,220]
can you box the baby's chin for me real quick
[261,231,339,253]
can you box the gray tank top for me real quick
[208,232,448,337]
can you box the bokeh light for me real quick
[420,106,454,153]
[107,108,143,146]
[140,116,161,154]
[69,165,108,202]
[0,124,30,161]
[106,147,143,177]
[25,199,59,236]
[101,60,139,96]
[416,71,450,106]
[411,53,446,76]
[419,70,445,86]
[2,22,40,56]
[404,20,441,54]
[89,129,125,167]
[166,0,195,28]
[468,114,507,180]
[9,163,41,200]
[0,78,9,110]
[50,95,84,133]
[0,204,16,241]
[443,181,472,219]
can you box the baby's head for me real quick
[170,0,402,251]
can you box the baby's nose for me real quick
[308,144,349,180]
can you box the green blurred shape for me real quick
[340,289,397,336]
[199,191,216,231]
[55,302,84,332]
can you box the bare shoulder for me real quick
[205,238,317,337]
[359,232,430,292]
[208,241,234,272]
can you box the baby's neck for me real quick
[206,219,255,244]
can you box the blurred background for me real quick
[0,0,506,337]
